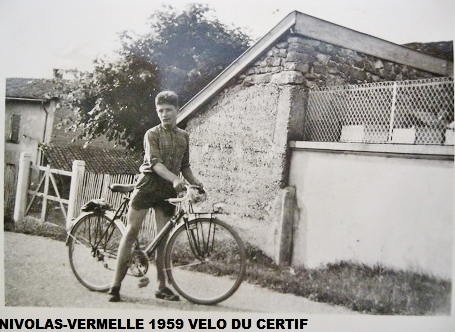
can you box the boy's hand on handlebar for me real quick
[172,178,186,192]
[193,181,204,191]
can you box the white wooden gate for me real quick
[26,164,72,222]
[14,152,85,228]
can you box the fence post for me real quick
[14,152,32,222]
[67,160,85,229]
[40,164,51,222]
[387,82,398,142]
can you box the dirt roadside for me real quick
[4,231,357,314]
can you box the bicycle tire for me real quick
[68,213,124,291]
[164,218,246,305]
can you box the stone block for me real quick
[284,62,309,73]
[254,73,273,84]
[300,38,320,47]
[288,42,307,53]
[315,53,330,65]
[271,66,283,73]
[287,36,304,44]
[374,59,384,69]
[327,60,338,74]
[272,57,282,66]
[286,51,310,63]
[277,48,287,57]
[313,63,328,75]
[276,41,288,49]
[271,71,304,85]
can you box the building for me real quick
[176,11,454,278]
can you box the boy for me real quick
[108,91,203,302]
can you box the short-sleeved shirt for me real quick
[139,124,190,175]
[130,124,190,211]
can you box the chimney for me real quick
[53,69,63,79]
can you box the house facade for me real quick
[4,77,142,221]
[177,11,454,278]
[5,78,57,167]
[5,76,142,174]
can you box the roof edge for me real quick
[177,11,297,124]
[178,10,454,124]
[6,96,48,102]
[293,12,453,76]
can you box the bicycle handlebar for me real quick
[166,185,205,205]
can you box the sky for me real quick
[0,0,454,79]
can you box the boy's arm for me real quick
[181,167,203,189]
[153,163,186,192]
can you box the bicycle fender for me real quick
[65,211,125,246]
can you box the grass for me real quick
[244,245,451,315]
[7,215,452,315]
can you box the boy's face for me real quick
[156,103,178,128]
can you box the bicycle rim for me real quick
[165,218,246,305]
[68,213,123,291]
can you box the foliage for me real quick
[54,3,251,151]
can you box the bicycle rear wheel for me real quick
[68,213,124,291]
[165,218,246,305]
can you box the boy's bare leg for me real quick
[111,207,148,288]
[154,207,170,291]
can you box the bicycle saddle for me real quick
[109,184,135,193]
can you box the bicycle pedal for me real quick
[138,277,150,288]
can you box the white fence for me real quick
[76,171,156,243]
[304,77,454,145]
[14,153,155,242]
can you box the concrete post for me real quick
[275,186,297,266]
[66,160,85,229]
[14,152,32,222]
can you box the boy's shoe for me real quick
[155,287,180,301]
[108,286,121,302]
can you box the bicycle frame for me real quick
[69,185,215,261]
[140,209,185,259]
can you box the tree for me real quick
[54,4,251,151]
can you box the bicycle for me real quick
[66,184,246,305]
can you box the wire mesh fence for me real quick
[303,77,454,145]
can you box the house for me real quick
[4,76,142,220]
[176,11,454,279]
[5,78,57,167]
[5,76,142,175]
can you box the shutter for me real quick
[10,114,21,143]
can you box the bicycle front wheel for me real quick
[165,218,246,305]
[68,213,124,291]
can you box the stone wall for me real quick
[185,84,294,257]
[183,32,445,259]
[240,35,438,89]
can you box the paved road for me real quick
[4,232,357,314]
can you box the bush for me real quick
[13,216,67,242]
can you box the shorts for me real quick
[130,173,176,216]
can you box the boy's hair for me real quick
[155,91,179,108]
